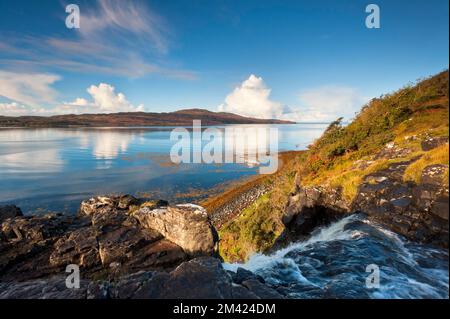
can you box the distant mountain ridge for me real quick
[0,108,294,127]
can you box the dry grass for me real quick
[404,143,449,184]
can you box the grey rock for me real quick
[133,204,218,256]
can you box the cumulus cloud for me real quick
[86,83,144,113]
[219,75,369,123]
[296,86,370,122]
[0,71,60,106]
[0,82,144,116]
[218,75,288,119]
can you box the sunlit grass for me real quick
[404,144,449,184]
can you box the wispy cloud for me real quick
[296,86,370,122]
[0,70,60,107]
[0,0,195,79]
[80,0,170,54]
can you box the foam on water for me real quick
[223,214,449,299]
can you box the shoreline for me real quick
[200,151,302,228]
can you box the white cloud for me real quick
[81,0,169,54]
[219,75,370,123]
[0,1,195,80]
[0,102,36,116]
[0,71,60,106]
[0,82,144,116]
[53,83,145,115]
[86,83,144,113]
[219,75,287,119]
[296,86,370,122]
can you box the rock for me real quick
[353,159,449,247]
[276,186,348,247]
[49,226,100,268]
[97,226,162,266]
[421,136,448,151]
[421,164,448,185]
[208,183,270,229]
[230,284,260,299]
[431,198,449,220]
[0,205,22,223]
[0,276,111,299]
[0,276,90,299]
[232,267,265,284]
[241,279,284,299]
[79,195,141,217]
[79,196,116,216]
[133,204,218,256]
[122,239,187,270]
[112,271,155,299]
[132,257,233,298]
[375,142,412,159]
[1,214,73,242]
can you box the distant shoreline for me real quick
[0,108,296,128]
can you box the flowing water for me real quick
[224,214,449,299]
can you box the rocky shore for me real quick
[277,138,449,249]
[0,196,283,299]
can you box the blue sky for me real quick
[0,0,448,121]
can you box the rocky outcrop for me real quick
[280,142,449,248]
[133,204,218,256]
[0,257,284,299]
[0,194,285,299]
[354,160,449,247]
[0,195,218,289]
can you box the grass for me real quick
[403,144,449,184]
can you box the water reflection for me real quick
[0,124,327,214]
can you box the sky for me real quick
[0,0,448,122]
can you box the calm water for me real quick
[0,124,327,214]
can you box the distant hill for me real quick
[0,108,294,127]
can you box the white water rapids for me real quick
[224,214,449,299]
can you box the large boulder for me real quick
[50,197,188,272]
[133,204,218,256]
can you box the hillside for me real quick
[0,108,294,127]
[218,70,449,262]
